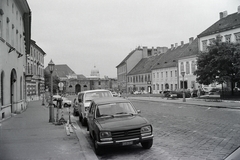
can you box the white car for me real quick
[111,91,118,97]
[52,95,72,108]
[77,89,113,126]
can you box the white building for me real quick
[0,0,31,120]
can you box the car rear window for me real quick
[85,91,112,101]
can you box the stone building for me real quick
[26,40,46,101]
[0,0,31,120]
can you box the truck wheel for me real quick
[93,136,102,155]
[141,139,153,149]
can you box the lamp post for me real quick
[48,59,55,123]
[181,71,186,102]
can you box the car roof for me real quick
[92,97,130,105]
[78,89,111,94]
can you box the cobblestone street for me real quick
[83,100,240,160]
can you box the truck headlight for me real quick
[100,131,112,141]
[141,125,152,136]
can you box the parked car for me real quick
[52,95,72,108]
[111,91,118,97]
[87,97,154,155]
[133,91,141,95]
[141,90,148,94]
[208,88,221,95]
[77,89,113,126]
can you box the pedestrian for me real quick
[190,87,194,98]
[197,86,201,98]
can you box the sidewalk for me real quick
[0,100,98,160]
[127,96,240,109]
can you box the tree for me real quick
[44,70,60,94]
[194,41,240,95]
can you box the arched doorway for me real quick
[10,69,17,113]
[75,84,81,94]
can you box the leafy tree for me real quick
[194,41,240,95]
[44,70,60,94]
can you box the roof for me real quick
[45,64,75,78]
[178,38,199,59]
[128,54,163,75]
[92,97,130,105]
[77,74,86,79]
[151,43,189,70]
[31,40,46,55]
[198,12,240,38]
[116,49,137,68]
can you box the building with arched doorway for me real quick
[47,65,118,95]
[0,0,31,120]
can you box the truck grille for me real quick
[111,128,141,141]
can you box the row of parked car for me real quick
[72,89,153,155]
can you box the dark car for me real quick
[87,97,154,155]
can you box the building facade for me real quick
[117,46,167,93]
[197,7,240,89]
[26,40,46,101]
[0,0,31,120]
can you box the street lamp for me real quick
[48,59,55,123]
[181,71,186,102]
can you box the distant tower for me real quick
[90,66,100,78]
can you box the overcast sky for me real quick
[27,0,239,78]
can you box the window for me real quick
[157,72,159,78]
[157,84,159,90]
[234,32,240,43]
[209,38,215,45]
[153,84,155,90]
[202,40,207,52]
[180,62,184,72]
[161,72,163,78]
[6,17,10,43]
[166,71,168,78]
[225,34,231,43]
[191,61,196,74]
[0,13,3,38]
[11,24,14,46]
[175,70,177,77]
[12,3,14,14]
[171,84,173,90]
[20,77,22,99]
[186,61,190,74]
[170,71,172,77]
[1,71,4,105]
[216,34,223,42]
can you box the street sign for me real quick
[58,82,64,88]
[58,82,64,91]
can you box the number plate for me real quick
[122,141,133,146]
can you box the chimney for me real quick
[238,6,240,13]
[189,37,194,44]
[223,11,228,18]
[143,46,147,58]
[219,12,223,19]
[157,47,161,54]
[181,41,184,47]
[171,44,174,50]
[175,43,178,48]
[151,47,154,55]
